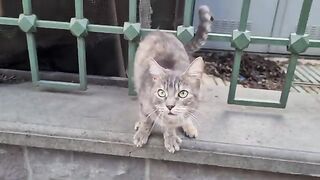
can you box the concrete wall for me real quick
[0,144,317,180]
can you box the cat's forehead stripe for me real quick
[167,74,180,89]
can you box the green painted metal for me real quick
[88,25,123,34]
[309,40,320,47]
[177,25,194,43]
[226,0,316,108]
[279,0,313,107]
[207,33,232,42]
[227,50,243,103]
[26,33,39,85]
[37,20,70,30]
[128,42,138,95]
[230,99,284,108]
[231,30,251,50]
[140,28,176,37]
[22,0,32,15]
[38,80,81,90]
[18,14,37,33]
[250,36,289,46]
[73,0,87,90]
[129,0,137,22]
[77,38,87,90]
[296,0,313,35]
[0,17,19,25]
[123,22,140,41]
[239,0,251,32]
[183,0,195,26]
[228,0,252,106]
[288,33,309,54]
[75,0,84,19]
[19,0,89,90]
[279,54,299,107]
[127,0,138,95]
[70,18,89,37]
[0,0,318,108]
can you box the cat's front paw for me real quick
[182,124,198,138]
[133,129,150,147]
[164,135,182,153]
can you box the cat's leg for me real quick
[163,127,182,153]
[182,118,198,138]
[133,111,155,147]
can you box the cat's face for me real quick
[149,57,204,126]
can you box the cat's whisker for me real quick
[148,113,161,136]
[186,111,200,127]
[155,105,166,112]
[145,108,159,120]
[185,108,204,118]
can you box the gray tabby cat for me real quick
[133,5,213,153]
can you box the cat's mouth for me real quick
[168,112,177,116]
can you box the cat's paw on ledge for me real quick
[164,134,182,153]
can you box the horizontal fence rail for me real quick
[0,0,319,108]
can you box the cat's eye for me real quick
[178,90,188,98]
[157,89,166,97]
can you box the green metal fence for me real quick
[0,0,319,108]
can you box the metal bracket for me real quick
[288,33,309,54]
[177,25,194,43]
[70,18,89,37]
[18,14,37,33]
[231,30,251,50]
[123,22,140,41]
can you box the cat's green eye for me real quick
[157,89,166,97]
[178,90,188,98]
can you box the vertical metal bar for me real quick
[22,0,39,85]
[280,54,299,107]
[280,0,313,106]
[238,0,251,31]
[228,50,243,103]
[73,0,87,90]
[296,0,313,35]
[22,0,32,15]
[128,42,138,95]
[129,0,137,22]
[228,0,250,104]
[75,0,84,19]
[183,0,195,26]
[26,33,40,84]
[77,38,87,90]
[128,0,138,95]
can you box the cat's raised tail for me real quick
[184,5,213,53]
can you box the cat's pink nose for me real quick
[166,105,175,110]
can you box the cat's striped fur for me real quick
[133,5,213,153]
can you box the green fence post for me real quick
[280,0,313,107]
[183,0,195,26]
[127,0,138,95]
[21,0,40,86]
[228,0,251,104]
[74,0,88,90]
[177,0,195,43]
[227,50,243,102]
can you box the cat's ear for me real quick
[149,59,165,80]
[184,57,204,79]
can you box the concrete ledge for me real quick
[0,83,320,177]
